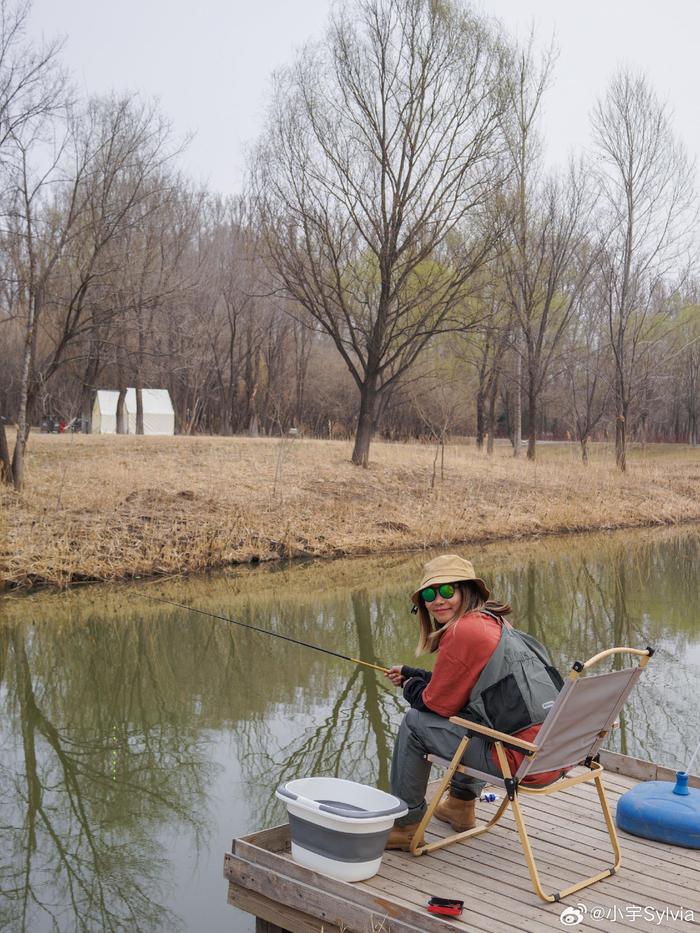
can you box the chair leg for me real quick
[510,776,622,902]
[510,794,558,903]
[594,770,622,870]
[414,795,510,855]
[408,732,625,901]
[410,735,512,856]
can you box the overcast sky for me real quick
[28,0,700,197]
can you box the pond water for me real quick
[1,525,699,932]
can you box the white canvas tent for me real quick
[125,388,175,435]
[91,388,175,435]
[92,390,119,434]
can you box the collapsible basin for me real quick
[276,777,407,882]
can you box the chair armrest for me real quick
[579,646,653,671]
[448,715,539,752]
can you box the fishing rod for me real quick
[133,592,391,674]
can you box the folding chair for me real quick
[409,646,654,903]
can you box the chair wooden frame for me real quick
[408,647,653,903]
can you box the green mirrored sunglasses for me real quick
[420,583,457,603]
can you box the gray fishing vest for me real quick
[462,613,564,735]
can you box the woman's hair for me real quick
[415,581,512,655]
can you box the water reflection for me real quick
[0,615,215,932]
[243,589,405,830]
[0,526,699,932]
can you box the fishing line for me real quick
[685,734,700,776]
[133,592,390,674]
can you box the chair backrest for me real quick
[516,653,647,781]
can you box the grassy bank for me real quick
[2,432,700,590]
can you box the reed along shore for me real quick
[2,432,700,590]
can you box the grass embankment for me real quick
[1,432,700,590]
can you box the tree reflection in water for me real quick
[235,588,408,828]
[0,616,212,933]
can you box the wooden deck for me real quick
[224,752,700,932]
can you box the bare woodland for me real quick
[0,0,698,489]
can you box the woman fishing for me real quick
[384,554,563,850]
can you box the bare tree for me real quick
[123,177,203,435]
[501,36,555,458]
[506,169,599,459]
[65,98,185,433]
[253,0,510,466]
[660,284,700,446]
[291,312,315,429]
[592,70,697,471]
[500,38,599,460]
[190,197,255,435]
[456,265,510,453]
[5,94,181,485]
[0,0,64,486]
[0,1,64,154]
[562,273,613,463]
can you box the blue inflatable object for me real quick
[616,771,700,849]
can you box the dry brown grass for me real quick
[2,431,700,590]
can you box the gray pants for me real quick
[390,708,503,826]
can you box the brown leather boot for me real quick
[434,792,477,831]
[384,821,425,851]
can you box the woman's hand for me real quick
[385,665,405,687]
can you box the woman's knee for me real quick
[405,707,421,731]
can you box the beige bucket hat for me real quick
[411,554,490,605]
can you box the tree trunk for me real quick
[430,436,440,489]
[116,390,127,434]
[475,387,485,450]
[12,290,40,491]
[0,417,13,486]
[580,433,590,466]
[295,341,309,428]
[638,411,647,449]
[80,324,101,433]
[80,383,95,434]
[512,353,522,458]
[526,384,537,461]
[11,423,27,491]
[615,413,626,472]
[351,380,377,468]
[220,396,232,436]
[486,373,499,455]
[248,381,259,437]
[116,343,128,434]
[135,319,145,435]
[135,384,144,435]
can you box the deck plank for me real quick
[416,822,700,911]
[228,881,341,933]
[225,766,700,932]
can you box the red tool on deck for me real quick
[427,896,464,917]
